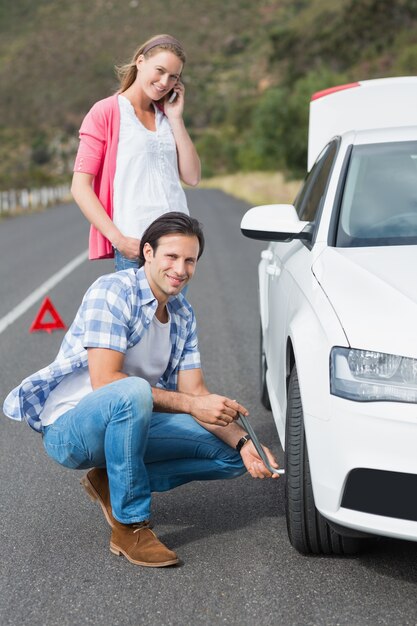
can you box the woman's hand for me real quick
[240,441,281,479]
[165,81,185,119]
[114,234,141,260]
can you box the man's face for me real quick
[143,234,199,301]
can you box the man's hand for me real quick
[189,395,247,427]
[240,441,281,479]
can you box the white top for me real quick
[40,311,172,427]
[113,95,189,239]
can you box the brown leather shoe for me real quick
[80,468,115,528]
[110,520,179,567]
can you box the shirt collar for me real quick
[134,266,155,305]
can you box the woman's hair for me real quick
[139,212,205,266]
[116,34,186,93]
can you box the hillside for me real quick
[0,0,416,188]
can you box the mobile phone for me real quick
[168,90,177,103]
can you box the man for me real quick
[4,212,279,568]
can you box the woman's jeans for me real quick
[42,377,245,524]
[114,249,139,272]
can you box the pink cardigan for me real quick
[73,95,120,260]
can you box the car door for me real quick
[264,140,339,429]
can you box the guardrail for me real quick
[0,185,71,214]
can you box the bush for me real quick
[237,88,288,171]
[31,132,51,166]
[235,68,349,176]
[196,130,238,178]
[283,68,348,174]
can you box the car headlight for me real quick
[330,347,417,403]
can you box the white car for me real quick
[241,77,417,555]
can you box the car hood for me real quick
[312,246,417,357]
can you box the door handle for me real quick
[266,263,281,277]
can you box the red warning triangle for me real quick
[29,297,67,334]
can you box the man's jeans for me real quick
[42,377,245,524]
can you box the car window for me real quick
[295,139,338,222]
[336,141,417,247]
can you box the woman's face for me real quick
[136,50,183,101]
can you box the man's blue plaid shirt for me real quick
[3,267,201,432]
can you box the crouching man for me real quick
[3,212,279,567]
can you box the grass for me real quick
[199,171,302,207]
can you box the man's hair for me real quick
[138,212,205,266]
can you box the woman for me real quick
[71,34,201,271]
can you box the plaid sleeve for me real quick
[178,310,201,371]
[81,275,132,353]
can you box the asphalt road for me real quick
[1,190,416,626]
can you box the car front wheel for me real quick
[285,364,363,555]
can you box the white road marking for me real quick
[0,250,88,335]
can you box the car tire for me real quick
[285,364,363,555]
[260,324,271,410]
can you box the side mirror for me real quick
[240,204,312,242]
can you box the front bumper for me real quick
[305,396,417,541]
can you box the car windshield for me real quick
[336,140,417,247]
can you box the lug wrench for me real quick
[239,413,285,475]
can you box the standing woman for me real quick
[71,34,201,271]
